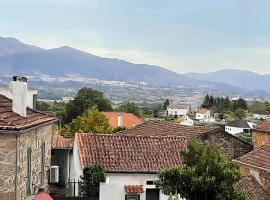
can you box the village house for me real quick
[167,105,191,116]
[233,118,270,199]
[70,133,187,200]
[101,112,143,129]
[195,108,211,121]
[253,110,269,120]
[225,120,256,135]
[121,120,252,159]
[0,76,57,200]
[177,115,194,126]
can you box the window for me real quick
[26,147,32,197]
[125,194,140,200]
[146,181,155,185]
[40,142,46,185]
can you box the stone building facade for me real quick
[0,77,56,200]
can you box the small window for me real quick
[125,194,140,200]
[146,181,155,185]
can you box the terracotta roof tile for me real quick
[0,94,56,131]
[234,175,270,200]
[101,112,143,129]
[76,133,187,173]
[234,143,270,172]
[124,185,144,193]
[52,131,73,149]
[254,119,270,133]
[120,120,214,137]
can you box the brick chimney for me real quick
[11,76,28,117]
[117,112,123,127]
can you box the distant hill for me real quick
[0,36,268,96]
[185,69,270,93]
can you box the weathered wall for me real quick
[238,164,270,192]
[201,129,252,158]
[0,133,16,200]
[16,124,53,200]
[253,130,270,149]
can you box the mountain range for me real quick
[0,36,269,96]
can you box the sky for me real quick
[0,0,270,74]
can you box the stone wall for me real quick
[253,130,270,149]
[0,133,16,200]
[16,124,53,200]
[238,164,270,192]
[201,129,252,159]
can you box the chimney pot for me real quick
[11,76,28,117]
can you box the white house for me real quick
[195,108,211,121]
[177,115,194,126]
[0,76,37,109]
[253,110,269,120]
[225,121,256,135]
[167,105,191,116]
[70,133,187,200]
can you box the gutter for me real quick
[0,119,58,135]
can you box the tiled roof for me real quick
[226,120,251,128]
[101,112,143,129]
[234,143,270,172]
[120,120,214,137]
[197,108,209,114]
[76,133,187,173]
[0,94,56,131]
[124,185,144,193]
[52,131,73,149]
[234,175,270,200]
[254,119,270,133]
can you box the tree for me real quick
[79,164,106,198]
[202,94,210,108]
[63,107,112,137]
[233,109,247,120]
[163,98,170,110]
[232,98,247,111]
[118,102,141,117]
[156,137,247,200]
[62,88,112,124]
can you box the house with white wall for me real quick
[70,133,187,200]
[167,105,191,116]
[253,110,269,120]
[225,121,256,135]
[177,115,194,126]
[195,108,211,121]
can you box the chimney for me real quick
[117,112,123,127]
[11,76,28,117]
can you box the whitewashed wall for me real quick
[100,173,169,200]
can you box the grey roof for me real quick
[254,110,269,115]
[226,121,251,129]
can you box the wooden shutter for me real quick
[40,142,45,185]
[26,147,32,196]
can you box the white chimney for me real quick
[11,76,28,117]
[117,112,123,127]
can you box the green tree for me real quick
[233,109,247,120]
[79,164,106,198]
[248,101,267,113]
[232,98,247,111]
[118,102,141,117]
[202,94,210,108]
[163,98,170,110]
[63,107,112,137]
[156,137,247,200]
[62,88,112,124]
